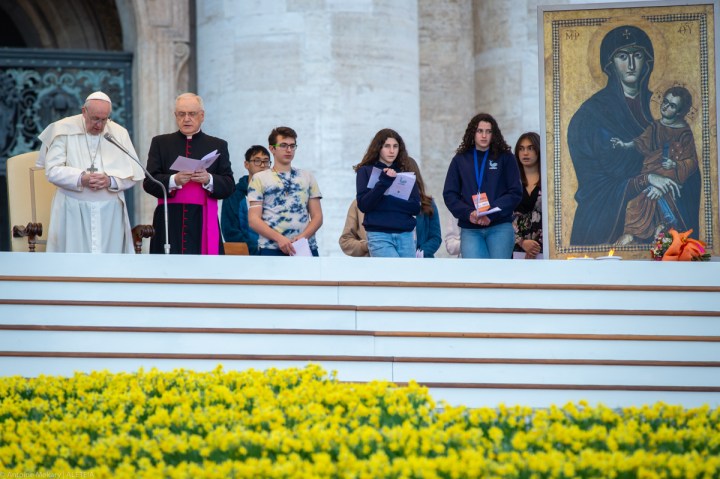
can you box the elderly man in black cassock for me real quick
[144,93,234,254]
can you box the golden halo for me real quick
[586,17,668,90]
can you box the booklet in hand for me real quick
[169,149,220,172]
[477,206,501,217]
[367,167,416,201]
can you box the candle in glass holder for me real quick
[596,249,622,260]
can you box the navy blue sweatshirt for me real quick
[356,161,421,233]
[443,148,522,229]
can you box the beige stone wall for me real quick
[196,1,421,256]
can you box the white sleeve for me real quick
[45,135,85,191]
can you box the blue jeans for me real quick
[460,222,514,259]
[367,231,416,258]
[259,248,319,257]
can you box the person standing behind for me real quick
[248,126,323,256]
[406,157,441,258]
[512,132,543,259]
[38,91,144,253]
[339,199,368,257]
[444,216,461,257]
[443,113,522,259]
[355,129,421,258]
[221,145,271,255]
[144,93,234,255]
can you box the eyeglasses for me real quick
[250,159,272,167]
[272,143,298,151]
[175,111,202,119]
[88,116,110,125]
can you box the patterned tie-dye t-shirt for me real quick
[247,168,322,251]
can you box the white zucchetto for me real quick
[85,91,112,105]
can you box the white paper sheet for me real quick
[367,167,416,201]
[169,149,220,172]
[477,206,501,217]
[291,237,313,256]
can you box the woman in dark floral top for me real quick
[513,132,543,259]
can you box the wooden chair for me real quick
[223,242,250,255]
[7,151,153,253]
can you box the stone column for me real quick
[470,0,571,145]
[196,1,421,256]
[418,0,476,256]
[472,0,535,151]
[117,0,192,226]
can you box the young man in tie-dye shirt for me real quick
[248,126,323,256]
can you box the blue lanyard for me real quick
[473,148,489,194]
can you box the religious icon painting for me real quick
[539,1,719,259]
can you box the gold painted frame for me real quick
[540,2,719,259]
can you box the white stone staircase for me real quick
[1,252,719,408]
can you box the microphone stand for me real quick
[104,133,171,254]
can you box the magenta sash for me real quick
[160,182,219,255]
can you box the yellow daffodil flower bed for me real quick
[1,365,719,478]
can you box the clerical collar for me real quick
[184,129,202,140]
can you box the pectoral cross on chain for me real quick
[87,165,98,173]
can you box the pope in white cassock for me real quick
[37,91,145,253]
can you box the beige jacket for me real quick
[338,199,369,257]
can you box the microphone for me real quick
[104,133,171,255]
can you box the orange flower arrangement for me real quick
[660,228,710,261]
